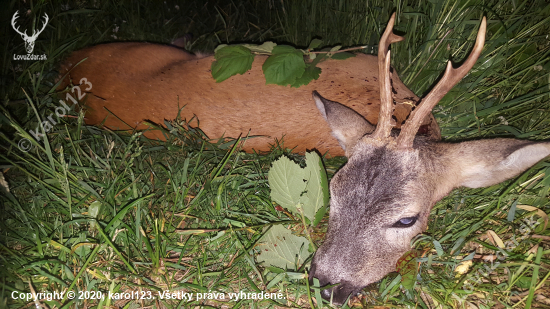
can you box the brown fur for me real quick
[58,42,439,156]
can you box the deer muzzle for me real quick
[309,258,362,305]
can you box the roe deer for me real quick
[57,13,550,306]
[58,34,440,157]
[308,14,550,304]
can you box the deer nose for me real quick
[308,260,329,288]
[320,287,333,299]
[308,262,332,300]
[318,283,357,305]
[309,262,357,305]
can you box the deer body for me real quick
[59,43,438,156]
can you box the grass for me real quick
[1,0,549,308]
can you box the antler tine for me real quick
[371,13,405,140]
[33,13,50,37]
[32,13,49,38]
[396,17,487,149]
[11,12,27,36]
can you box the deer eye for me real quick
[392,216,418,228]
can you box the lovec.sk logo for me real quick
[12,11,48,60]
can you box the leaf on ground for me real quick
[517,205,548,231]
[268,156,305,216]
[211,45,254,82]
[269,152,328,225]
[396,250,419,290]
[299,152,329,223]
[433,240,444,256]
[313,204,327,227]
[262,45,306,86]
[486,230,505,248]
[507,200,518,222]
[454,260,473,277]
[515,276,532,289]
[290,64,321,88]
[257,225,310,270]
[88,200,102,218]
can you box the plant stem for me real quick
[308,45,369,54]
[297,204,316,250]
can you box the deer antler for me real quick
[31,13,49,39]
[371,13,405,140]
[396,17,487,149]
[11,12,27,37]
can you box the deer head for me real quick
[309,14,550,305]
[11,12,49,54]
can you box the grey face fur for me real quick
[308,93,550,305]
[310,143,426,303]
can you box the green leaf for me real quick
[313,205,327,226]
[256,225,310,270]
[266,272,286,289]
[268,152,329,226]
[88,201,102,218]
[211,45,254,82]
[307,39,323,50]
[222,218,246,227]
[402,272,417,291]
[262,45,306,86]
[450,237,465,255]
[268,156,306,215]
[313,277,323,307]
[507,200,518,222]
[515,276,532,289]
[290,64,321,88]
[299,152,329,222]
[396,250,418,274]
[311,53,327,65]
[433,240,444,256]
[213,44,228,53]
[286,272,306,280]
[242,41,277,54]
[396,250,419,290]
[330,52,355,60]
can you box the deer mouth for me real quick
[320,282,361,305]
[309,262,364,305]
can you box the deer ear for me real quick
[312,91,374,153]
[449,139,550,188]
